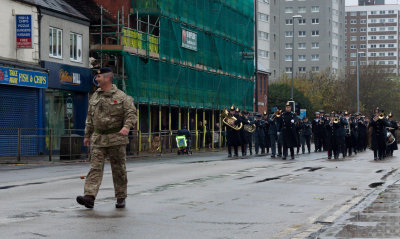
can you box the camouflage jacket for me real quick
[84,84,137,147]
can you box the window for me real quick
[350,28,357,32]
[350,11,356,16]
[285,19,293,25]
[298,55,306,61]
[360,44,366,49]
[258,31,269,40]
[388,10,395,14]
[298,31,306,37]
[298,7,306,13]
[360,11,367,16]
[285,43,293,49]
[379,10,385,14]
[370,36,377,40]
[370,44,376,48]
[379,36,385,40]
[298,43,306,49]
[70,32,82,62]
[285,55,293,61]
[49,27,62,58]
[350,52,356,57]
[370,52,376,56]
[370,19,377,23]
[350,36,357,41]
[350,19,357,24]
[370,11,377,15]
[360,36,366,41]
[388,27,395,31]
[285,7,293,13]
[298,18,306,24]
[258,13,269,22]
[388,61,395,65]
[380,18,386,23]
[312,18,319,24]
[360,19,367,24]
[350,44,357,49]
[311,6,319,12]
[388,44,395,48]
[389,18,395,23]
[370,28,376,32]
[259,50,269,58]
[379,44,385,48]
[350,61,356,66]
[360,61,367,65]
[388,35,395,39]
[360,27,366,32]
[311,66,319,72]
[379,52,385,57]
[378,61,385,65]
[360,52,366,57]
[311,54,319,61]
[311,30,319,36]
[379,27,385,31]
[285,67,292,73]
[298,67,306,73]
[388,52,395,56]
[312,42,319,48]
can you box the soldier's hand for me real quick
[84,137,90,147]
[119,126,130,136]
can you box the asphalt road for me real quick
[0,149,399,239]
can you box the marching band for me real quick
[222,103,399,161]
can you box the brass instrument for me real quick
[378,113,385,120]
[221,109,243,130]
[244,122,256,133]
[270,110,282,120]
[333,117,339,124]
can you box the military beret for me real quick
[96,67,113,74]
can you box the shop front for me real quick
[0,64,48,156]
[41,61,92,152]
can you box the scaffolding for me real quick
[89,0,255,152]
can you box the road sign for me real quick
[300,109,307,119]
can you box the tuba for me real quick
[221,109,243,130]
[333,117,339,124]
[244,120,256,133]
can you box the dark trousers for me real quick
[255,136,265,154]
[301,135,311,153]
[314,134,322,151]
[269,134,277,156]
[283,145,295,158]
[344,136,352,156]
[228,145,239,156]
[277,133,283,156]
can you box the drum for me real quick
[387,132,396,145]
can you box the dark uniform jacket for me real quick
[226,113,242,146]
[281,111,298,147]
[370,118,390,150]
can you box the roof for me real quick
[62,0,115,25]
[16,0,89,21]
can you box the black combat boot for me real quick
[76,195,95,208]
[116,198,126,208]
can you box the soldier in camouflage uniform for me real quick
[77,67,137,209]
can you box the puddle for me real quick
[295,167,324,172]
[255,174,290,183]
[369,182,385,188]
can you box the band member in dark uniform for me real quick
[320,110,327,151]
[254,113,265,155]
[264,111,282,158]
[333,113,348,159]
[350,115,359,155]
[343,111,352,157]
[301,117,312,154]
[370,111,390,160]
[243,111,254,155]
[324,112,335,159]
[281,102,298,160]
[225,106,242,157]
[312,112,324,152]
[263,112,271,155]
[356,114,367,152]
[386,113,398,157]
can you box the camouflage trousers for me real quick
[84,145,127,199]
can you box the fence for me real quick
[0,128,227,161]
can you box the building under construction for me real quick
[89,0,255,151]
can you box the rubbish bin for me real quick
[60,134,82,160]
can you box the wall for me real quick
[0,0,39,64]
[40,14,90,68]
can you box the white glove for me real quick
[291,119,295,123]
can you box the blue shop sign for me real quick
[42,61,91,92]
[0,66,47,88]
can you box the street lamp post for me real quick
[356,49,365,113]
[291,15,302,100]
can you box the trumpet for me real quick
[270,110,282,120]
[333,117,340,124]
